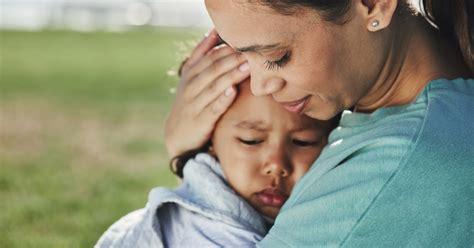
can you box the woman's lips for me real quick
[280,96,310,114]
[255,188,289,208]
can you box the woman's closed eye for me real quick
[292,139,320,147]
[238,138,263,146]
[264,51,291,71]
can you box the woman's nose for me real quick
[262,150,292,177]
[250,74,285,97]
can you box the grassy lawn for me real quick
[0,28,203,247]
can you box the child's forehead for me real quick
[225,81,325,132]
[234,79,275,106]
[232,80,275,111]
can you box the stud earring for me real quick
[371,20,380,28]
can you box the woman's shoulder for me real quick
[421,77,474,146]
[425,77,474,98]
[414,77,474,163]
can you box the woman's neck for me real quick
[355,15,471,113]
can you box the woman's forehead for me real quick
[206,0,315,49]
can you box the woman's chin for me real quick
[304,108,337,121]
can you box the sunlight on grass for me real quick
[0,28,203,247]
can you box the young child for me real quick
[96,79,338,247]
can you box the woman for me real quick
[166,0,473,246]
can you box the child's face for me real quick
[211,80,334,219]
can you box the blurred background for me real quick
[0,0,211,247]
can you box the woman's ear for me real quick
[355,0,398,32]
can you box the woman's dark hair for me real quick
[257,0,473,73]
[170,141,211,178]
[256,0,352,23]
[422,0,473,72]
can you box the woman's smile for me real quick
[279,95,311,114]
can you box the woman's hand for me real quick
[165,30,250,158]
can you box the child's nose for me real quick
[261,149,292,177]
[264,165,289,177]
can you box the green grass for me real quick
[0,28,204,247]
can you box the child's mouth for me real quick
[255,188,289,208]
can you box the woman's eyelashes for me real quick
[264,51,291,71]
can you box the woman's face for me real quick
[205,1,387,120]
[211,80,334,218]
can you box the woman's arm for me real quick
[164,29,250,158]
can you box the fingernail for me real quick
[238,62,249,72]
[225,87,234,96]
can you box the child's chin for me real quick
[258,207,279,219]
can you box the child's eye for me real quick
[292,139,319,147]
[264,51,291,71]
[238,138,263,146]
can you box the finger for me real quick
[186,53,248,97]
[194,65,250,111]
[177,57,189,77]
[199,85,238,124]
[184,45,236,82]
[186,29,220,67]
[178,47,233,94]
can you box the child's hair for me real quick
[169,113,342,179]
[170,141,211,179]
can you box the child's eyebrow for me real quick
[234,120,269,131]
[292,123,323,132]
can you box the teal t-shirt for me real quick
[259,78,474,247]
